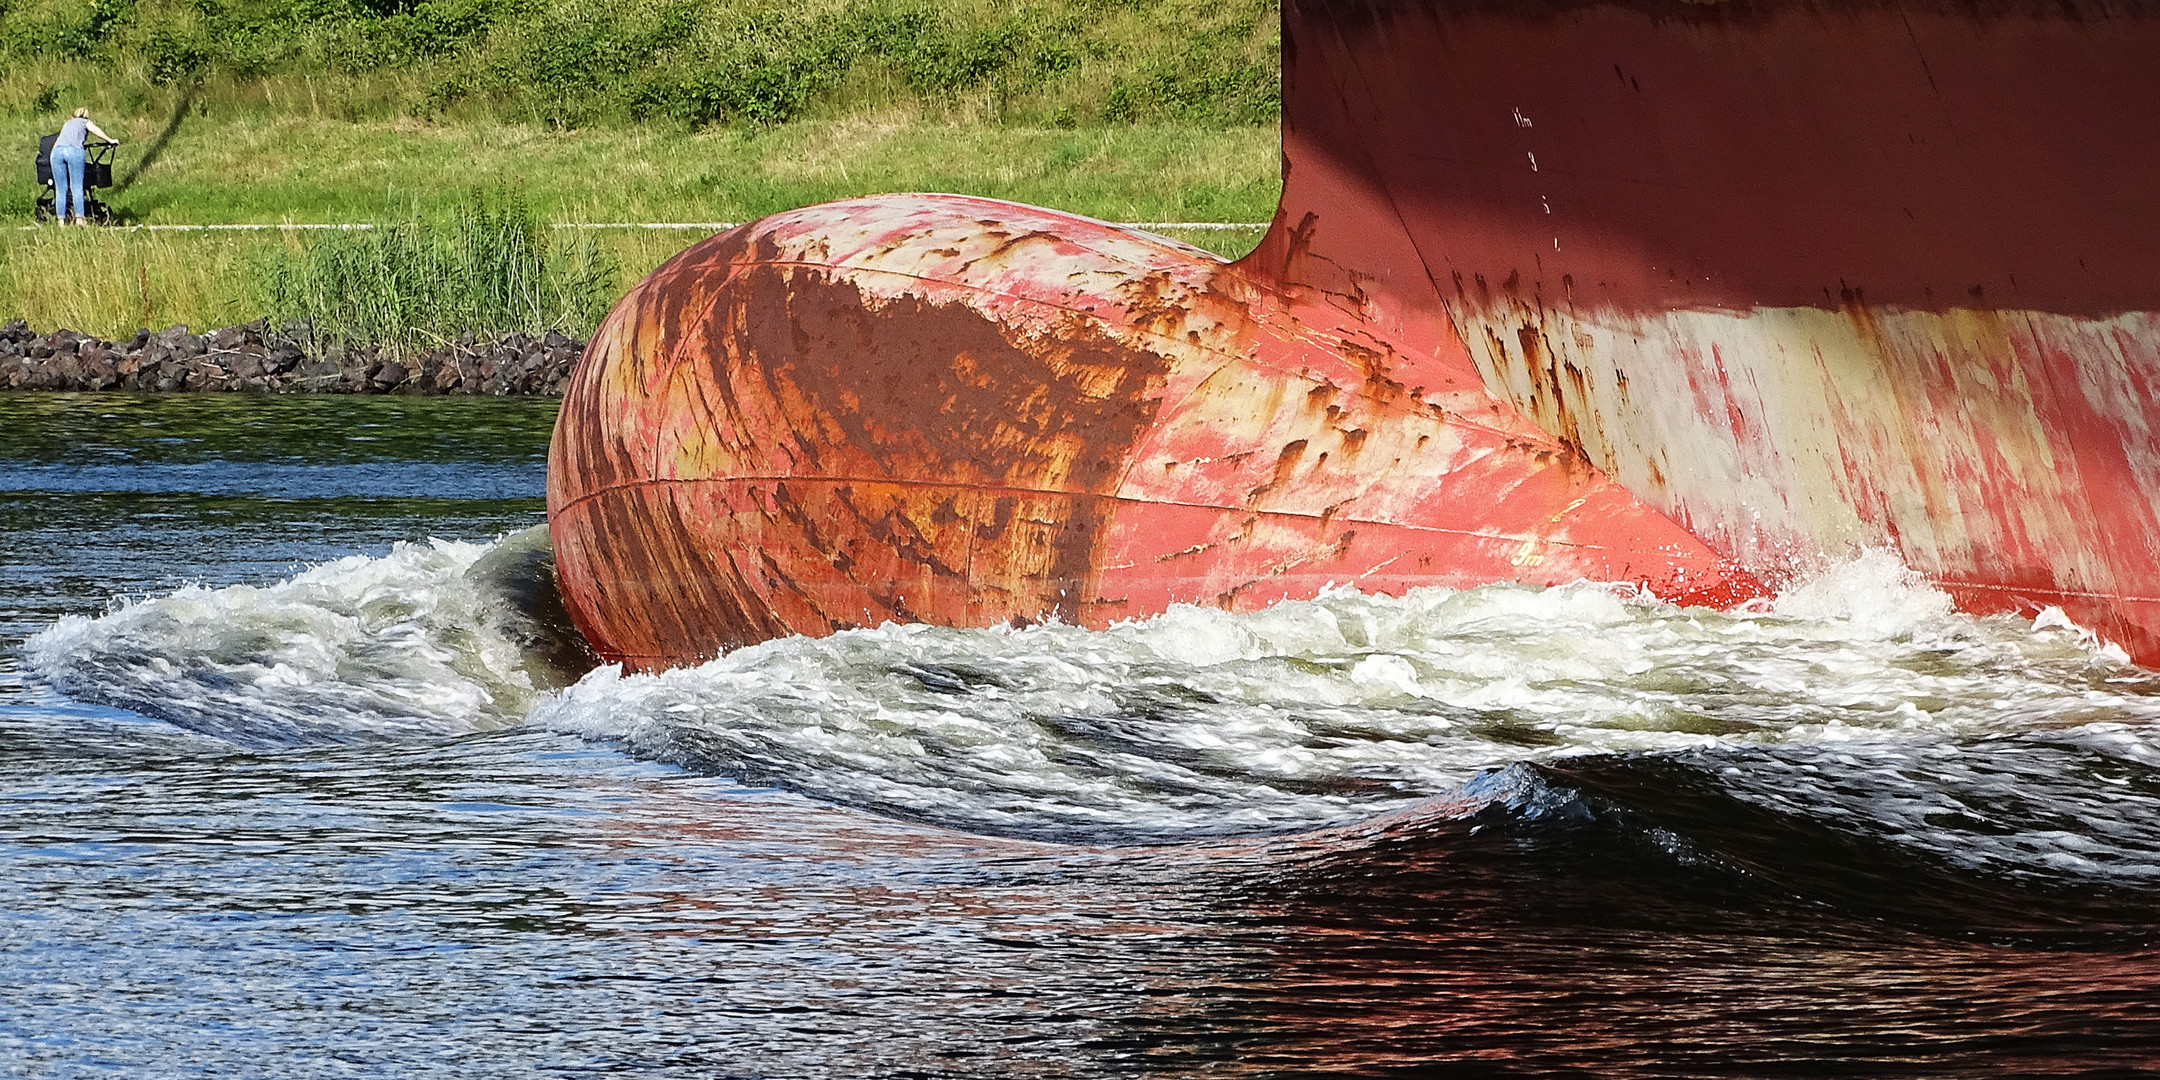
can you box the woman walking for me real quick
[51,108,117,226]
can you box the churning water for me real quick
[4,393,2158,1077]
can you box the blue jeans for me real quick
[51,144,85,222]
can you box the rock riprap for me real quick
[0,321,583,395]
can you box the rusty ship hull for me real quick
[547,198,1760,669]
[550,0,2160,670]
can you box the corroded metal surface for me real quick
[553,0,2160,669]
[548,197,1758,669]
[1258,0,2160,661]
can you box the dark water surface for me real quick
[5,393,2159,1077]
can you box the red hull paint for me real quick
[551,0,2160,669]
[1255,0,2160,660]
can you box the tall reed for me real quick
[257,194,619,352]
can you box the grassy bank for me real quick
[0,114,1277,340]
[0,0,1282,340]
[0,225,756,340]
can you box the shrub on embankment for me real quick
[3,0,1277,130]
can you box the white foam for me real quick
[31,538,2160,840]
[1767,548,1958,633]
[533,567,2160,838]
[26,538,544,744]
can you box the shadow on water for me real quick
[1535,752,2160,945]
[1130,757,2160,1077]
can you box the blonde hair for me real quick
[72,107,87,118]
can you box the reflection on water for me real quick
[3,393,2158,1077]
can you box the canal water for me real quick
[4,392,2157,1077]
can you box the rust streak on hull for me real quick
[1251,0,2160,660]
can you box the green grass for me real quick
[4,107,1280,226]
[0,226,263,335]
[0,215,1268,342]
[0,224,653,339]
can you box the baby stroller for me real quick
[34,134,117,224]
